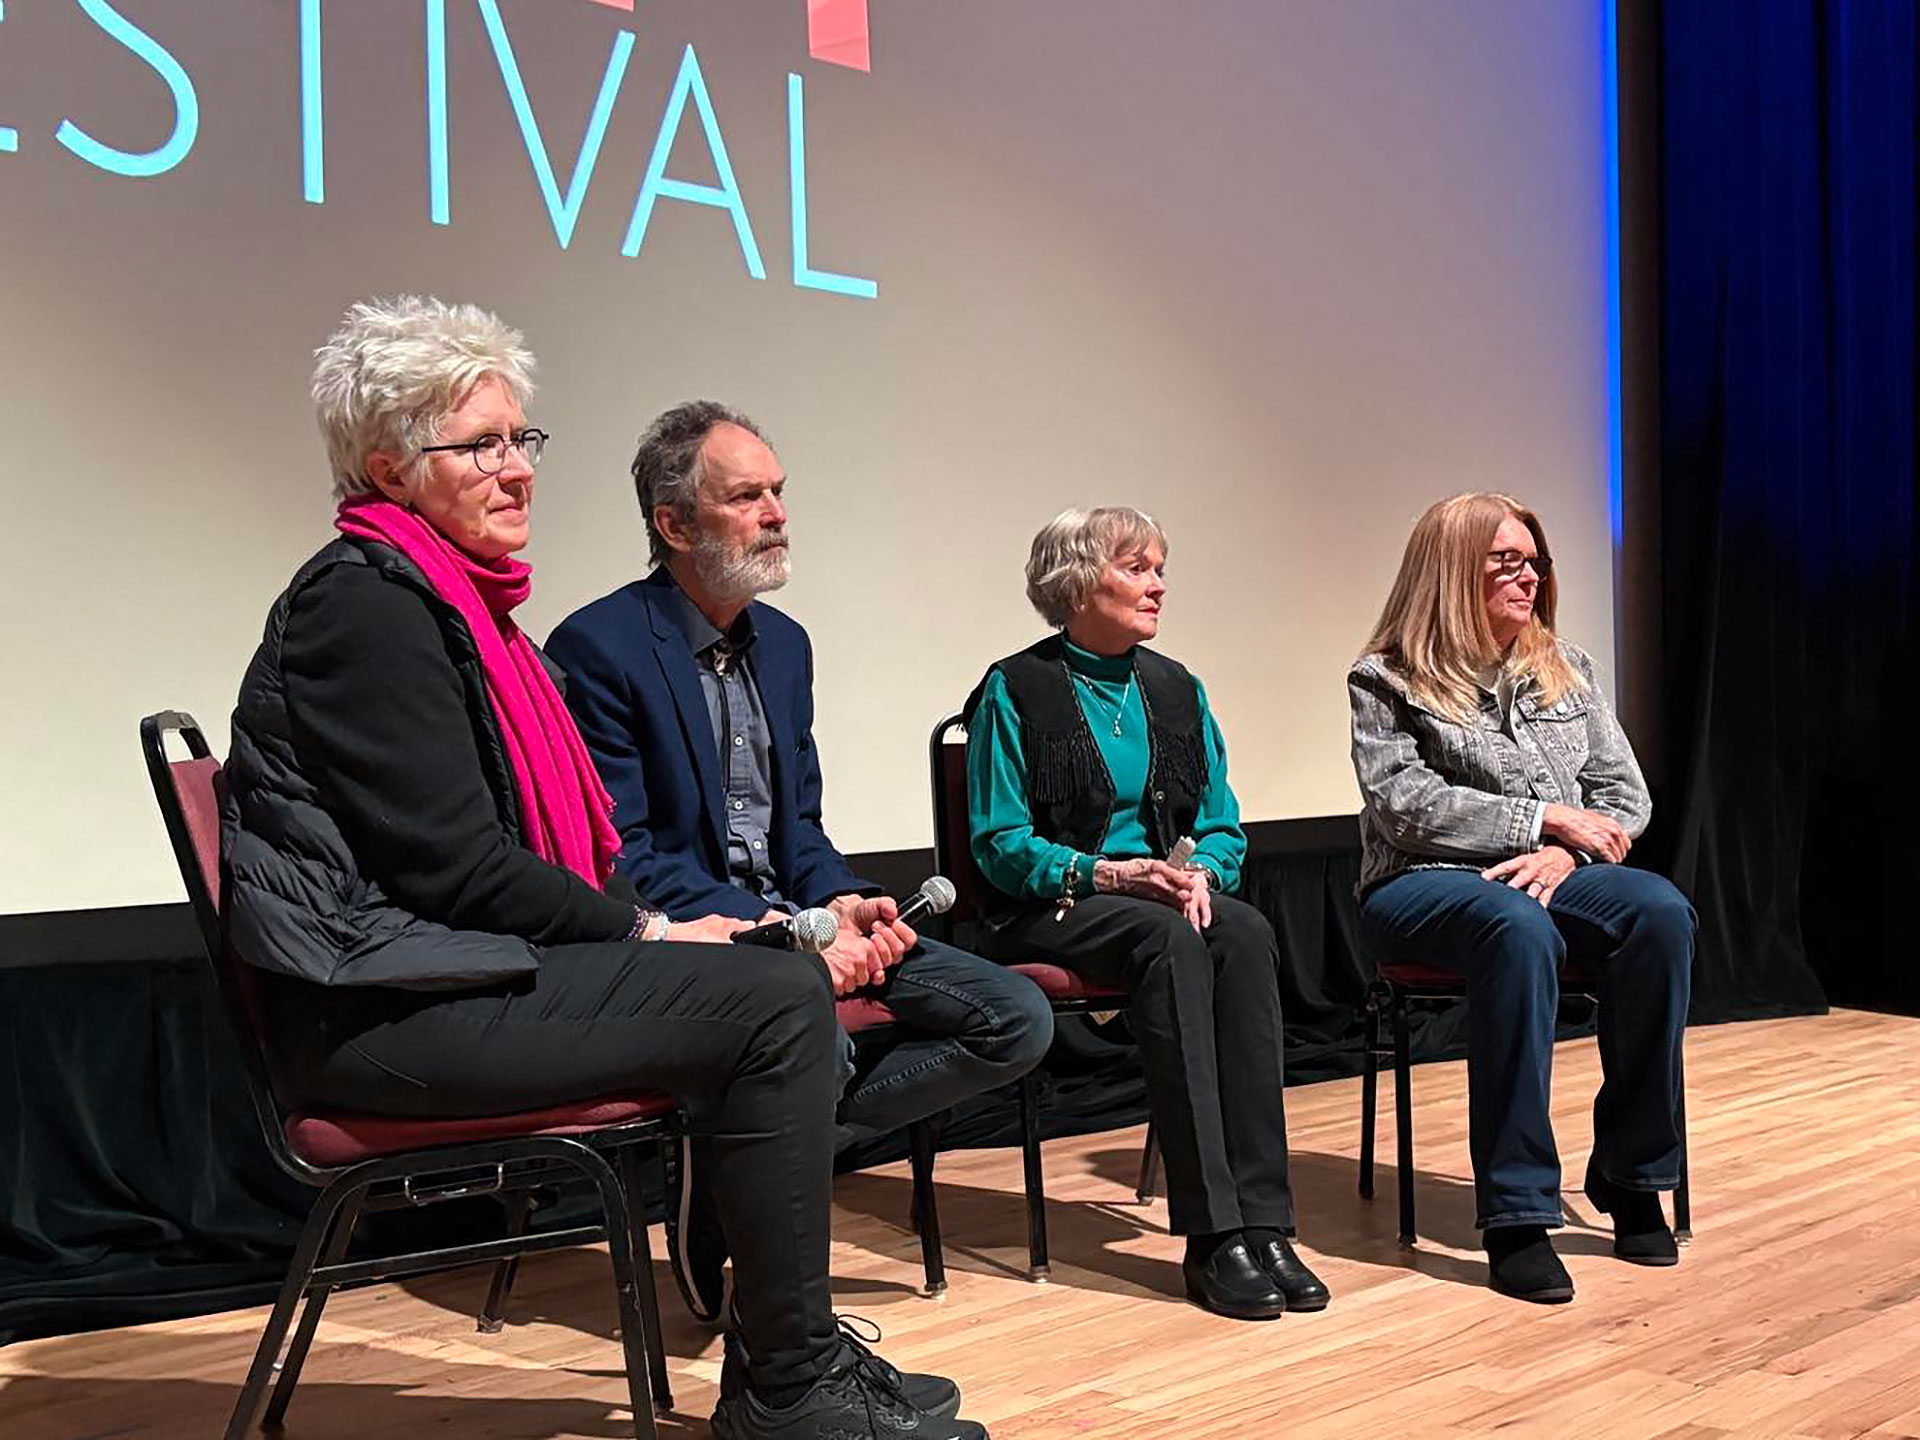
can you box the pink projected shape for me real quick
[808,0,871,71]
[577,0,869,71]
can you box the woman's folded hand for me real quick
[1095,857,1195,910]
[1481,845,1578,907]
[1540,803,1631,864]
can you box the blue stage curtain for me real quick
[1660,0,1915,1015]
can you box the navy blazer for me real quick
[546,568,875,921]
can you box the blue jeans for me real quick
[834,936,1055,1147]
[1359,865,1695,1230]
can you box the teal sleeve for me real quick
[1189,678,1248,893]
[966,672,1086,901]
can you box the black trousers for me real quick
[982,894,1296,1236]
[260,941,841,1393]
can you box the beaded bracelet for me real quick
[627,907,670,942]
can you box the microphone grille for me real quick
[791,908,840,954]
[919,875,957,915]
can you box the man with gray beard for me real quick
[546,401,1053,1383]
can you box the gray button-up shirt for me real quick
[661,584,789,910]
[1347,640,1651,895]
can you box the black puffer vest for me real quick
[221,538,539,990]
[962,635,1209,910]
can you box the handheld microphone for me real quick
[893,875,957,929]
[729,907,838,953]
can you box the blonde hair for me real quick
[1362,492,1584,719]
[311,295,537,502]
[1024,506,1169,628]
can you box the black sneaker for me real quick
[661,1133,728,1325]
[717,1319,961,1422]
[710,1337,985,1439]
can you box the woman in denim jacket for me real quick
[1348,492,1695,1305]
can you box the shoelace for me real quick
[831,1315,915,1411]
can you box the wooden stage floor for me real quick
[5,1009,1919,1439]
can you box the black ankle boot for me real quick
[1484,1225,1574,1304]
[1585,1164,1679,1266]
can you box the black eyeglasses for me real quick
[418,427,549,475]
[1488,549,1552,581]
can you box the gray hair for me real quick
[630,400,772,568]
[311,295,536,502]
[1025,506,1170,628]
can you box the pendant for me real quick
[1112,716,1124,738]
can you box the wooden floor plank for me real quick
[4,1008,1917,1438]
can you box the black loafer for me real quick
[1246,1231,1331,1311]
[662,1134,729,1324]
[1585,1164,1679,1266]
[1485,1225,1574,1304]
[1181,1237,1288,1320]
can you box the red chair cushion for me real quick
[1376,960,1465,989]
[284,1092,677,1168]
[1006,962,1128,1003]
[836,997,898,1033]
[1378,960,1602,992]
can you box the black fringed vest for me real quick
[963,635,1210,886]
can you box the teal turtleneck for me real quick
[966,636,1247,902]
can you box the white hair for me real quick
[311,295,536,501]
[1024,506,1169,628]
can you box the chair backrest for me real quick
[140,712,226,962]
[927,713,998,931]
[140,711,321,1179]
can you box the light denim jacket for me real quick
[1347,640,1650,894]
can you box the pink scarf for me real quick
[335,498,620,887]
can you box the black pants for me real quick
[261,941,841,1392]
[982,894,1296,1236]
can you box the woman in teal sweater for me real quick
[963,506,1328,1322]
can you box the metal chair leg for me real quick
[907,1119,948,1296]
[1134,1118,1161,1205]
[576,1144,659,1440]
[223,1172,367,1440]
[1673,1046,1693,1241]
[1018,1070,1050,1282]
[1391,993,1416,1247]
[260,1187,367,1429]
[618,1143,675,1412]
[1359,988,1381,1200]
[477,1189,534,1334]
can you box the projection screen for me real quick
[0,0,1616,915]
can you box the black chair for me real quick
[835,996,950,1296]
[928,714,1160,1283]
[141,711,679,1439]
[1358,958,1693,1247]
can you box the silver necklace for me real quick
[1078,671,1135,737]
